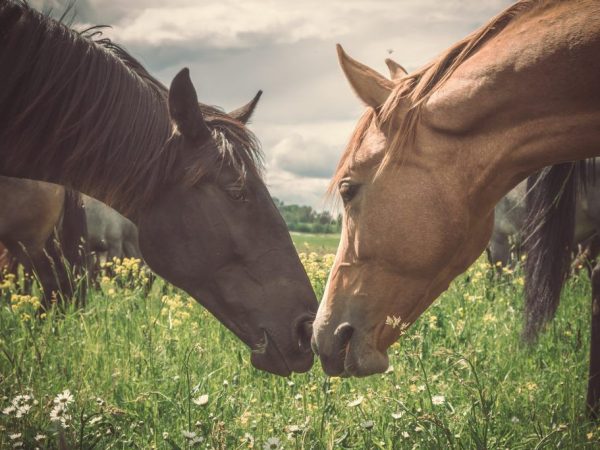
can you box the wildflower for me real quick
[402,431,409,438]
[50,406,69,425]
[53,389,73,407]
[482,313,496,324]
[34,434,46,442]
[241,432,255,447]
[183,430,197,440]
[89,416,102,425]
[360,420,374,430]
[11,395,32,409]
[15,404,31,418]
[193,394,209,406]
[11,442,23,449]
[511,416,520,423]
[391,412,404,420]
[286,424,302,435]
[294,394,302,401]
[525,382,538,391]
[347,396,364,407]
[9,433,22,440]
[263,437,282,450]
[3,406,16,415]
[431,395,445,405]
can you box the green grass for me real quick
[291,232,340,255]
[1,256,600,449]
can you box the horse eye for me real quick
[339,181,359,204]
[227,188,246,202]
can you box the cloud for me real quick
[270,134,340,179]
[29,0,515,209]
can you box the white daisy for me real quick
[192,394,209,406]
[431,395,445,406]
[53,389,74,407]
[263,437,282,450]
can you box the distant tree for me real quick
[271,197,340,234]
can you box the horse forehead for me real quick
[350,126,387,174]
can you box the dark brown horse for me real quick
[0,1,316,375]
[0,176,87,307]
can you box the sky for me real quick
[31,0,513,210]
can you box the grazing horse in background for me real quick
[0,177,145,299]
[522,161,600,416]
[487,161,600,268]
[83,194,142,268]
[0,1,316,375]
[0,176,87,307]
[311,0,600,413]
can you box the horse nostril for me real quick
[294,318,313,353]
[334,322,354,352]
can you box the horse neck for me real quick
[425,0,600,211]
[0,3,172,221]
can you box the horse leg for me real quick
[587,260,600,418]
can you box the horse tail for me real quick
[522,161,587,342]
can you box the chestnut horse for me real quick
[312,0,600,411]
[0,1,316,375]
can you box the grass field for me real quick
[1,237,600,449]
[290,232,340,255]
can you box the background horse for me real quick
[488,162,600,269]
[0,176,87,307]
[0,1,316,375]
[83,193,142,270]
[311,0,600,413]
[523,161,600,417]
[0,177,145,301]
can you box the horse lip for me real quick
[251,328,292,376]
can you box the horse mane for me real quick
[0,1,262,215]
[329,0,542,193]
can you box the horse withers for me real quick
[0,1,316,375]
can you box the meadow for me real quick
[1,235,600,449]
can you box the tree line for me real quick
[272,198,341,234]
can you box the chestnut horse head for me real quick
[313,0,600,376]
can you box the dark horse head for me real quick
[0,1,317,375]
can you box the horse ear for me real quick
[228,90,263,124]
[336,44,394,109]
[168,68,211,144]
[385,58,408,80]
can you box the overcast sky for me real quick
[32,0,513,210]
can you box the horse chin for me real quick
[316,328,390,377]
[344,340,389,377]
[250,329,292,376]
[250,328,314,376]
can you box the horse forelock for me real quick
[330,0,544,193]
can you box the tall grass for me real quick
[0,252,598,449]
